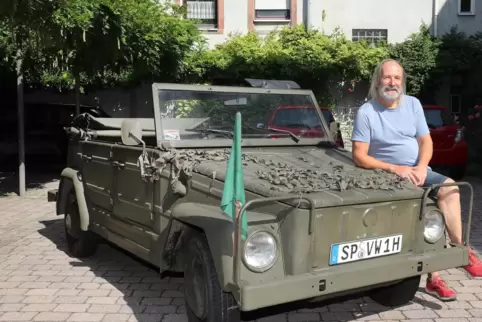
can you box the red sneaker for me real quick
[463,248,482,279]
[425,276,457,301]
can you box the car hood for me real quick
[156,146,424,208]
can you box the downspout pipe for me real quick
[304,0,311,30]
[432,0,438,37]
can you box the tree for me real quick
[389,24,440,98]
[0,0,64,196]
[0,0,205,196]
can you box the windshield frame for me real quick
[151,83,335,149]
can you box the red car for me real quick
[266,105,345,148]
[423,105,467,179]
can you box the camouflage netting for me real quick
[146,148,409,194]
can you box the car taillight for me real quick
[455,128,464,143]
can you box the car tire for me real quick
[64,194,99,258]
[183,230,241,322]
[369,275,421,307]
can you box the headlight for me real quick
[455,128,464,143]
[424,210,445,243]
[243,231,277,272]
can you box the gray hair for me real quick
[368,59,406,100]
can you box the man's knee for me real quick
[438,178,460,200]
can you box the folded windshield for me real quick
[156,88,330,143]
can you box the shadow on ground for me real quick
[37,218,447,321]
[0,156,63,197]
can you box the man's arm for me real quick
[416,133,433,168]
[413,98,433,168]
[352,141,397,173]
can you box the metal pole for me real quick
[75,73,80,116]
[16,47,25,197]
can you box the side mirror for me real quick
[121,119,143,146]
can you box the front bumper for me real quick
[237,245,468,311]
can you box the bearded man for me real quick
[351,59,482,301]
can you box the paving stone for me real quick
[287,313,320,321]
[0,311,39,321]
[67,312,104,321]
[33,312,71,321]
[102,313,132,322]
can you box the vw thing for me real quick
[48,81,473,321]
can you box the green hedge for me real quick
[184,25,390,108]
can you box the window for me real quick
[255,0,290,20]
[450,94,462,114]
[459,0,475,15]
[185,0,218,29]
[321,110,335,124]
[423,109,456,129]
[352,29,388,45]
[271,107,323,129]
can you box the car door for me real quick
[78,141,114,212]
[110,144,156,260]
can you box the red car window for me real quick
[271,108,328,128]
[423,109,455,128]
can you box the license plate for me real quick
[329,234,403,265]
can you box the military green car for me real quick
[48,81,474,321]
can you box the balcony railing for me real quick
[186,0,217,29]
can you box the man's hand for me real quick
[391,165,412,179]
[411,165,428,186]
[391,165,423,185]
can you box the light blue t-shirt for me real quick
[351,95,430,167]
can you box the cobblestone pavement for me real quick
[1,176,482,321]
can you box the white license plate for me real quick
[329,234,403,265]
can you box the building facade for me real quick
[179,0,478,48]
[178,0,479,115]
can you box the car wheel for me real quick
[184,231,241,322]
[369,275,421,307]
[64,194,99,258]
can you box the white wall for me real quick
[305,0,434,43]
[202,0,249,47]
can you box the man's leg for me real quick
[423,169,462,301]
[423,170,482,301]
[437,177,463,244]
[431,173,482,279]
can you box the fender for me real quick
[57,167,90,231]
[169,202,277,290]
[170,202,236,288]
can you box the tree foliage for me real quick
[388,24,440,97]
[0,0,206,91]
[189,26,389,107]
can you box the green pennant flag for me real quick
[220,112,248,241]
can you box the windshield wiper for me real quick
[185,128,234,138]
[265,127,300,143]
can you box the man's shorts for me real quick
[422,168,449,198]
